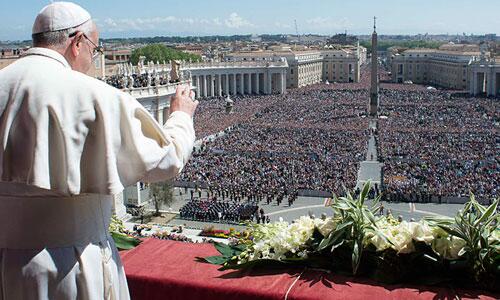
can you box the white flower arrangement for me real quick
[204,183,499,291]
[238,216,316,263]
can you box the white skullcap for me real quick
[32,2,91,34]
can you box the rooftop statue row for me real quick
[108,59,191,90]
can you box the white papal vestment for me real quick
[0,48,196,299]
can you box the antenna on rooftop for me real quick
[294,20,300,44]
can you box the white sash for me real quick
[0,194,111,249]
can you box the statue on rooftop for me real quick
[170,60,181,83]
[128,73,134,89]
[138,56,146,71]
[122,72,128,89]
[153,70,160,87]
[479,42,488,62]
[146,72,152,87]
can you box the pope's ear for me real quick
[70,32,84,57]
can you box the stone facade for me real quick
[391,45,482,90]
[225,47,366,88]
[283,51,323,88]
[469,57,500,97]
[186,60,288,97]
[321,49,360,83]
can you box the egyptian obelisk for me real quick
[369,16,379,116]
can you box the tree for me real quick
[149,180,174,216]
[359,40,442,53]
[130,43,201,65]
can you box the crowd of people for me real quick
[179,88,370,200]
[179,198,258,223]
[143,64,497,221]
[193,95,282,139]
[176,87,372,223]
[378,89,498,202]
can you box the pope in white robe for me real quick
[0,2,199,299]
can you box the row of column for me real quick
[192,72,286,98]
[471,69,499,97]
[297,63,322,87]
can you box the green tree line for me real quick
[130,44,201,65]
[360,40,443,53]
[104,35,255,44]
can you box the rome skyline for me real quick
[1,0,499,41]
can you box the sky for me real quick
[1,0,500,41]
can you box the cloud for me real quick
[96,13,255,34]
[304,17,352,31]
[224,13,254,29]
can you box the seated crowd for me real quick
[179,88,369,198]
[378,89,498,202]
[171,66,496,224]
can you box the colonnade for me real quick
[470,67,499,97]
[192,71,286,98]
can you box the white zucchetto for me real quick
[32,2,91,34]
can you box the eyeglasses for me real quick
[69,31,103,60]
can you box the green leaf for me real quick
[352,239,361,275]
[231,244,248,252]
[111,232,142,250]
[372,229,393,247]
[331,240,344,251]
[474,200,498,227]
[359,181,371,205]
[470,193,487,214]
[318,222,351,251]
[331,202,352,211]
[479,248,490,262]
[204,255,230,265]
[437,225,466,240]
[362,210,378,227]
[213,242,235,257]
[425,214,454,223]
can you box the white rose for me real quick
[369,229,391,251]
[388,222,415,254]
[317,218,337,237]
[409,221,434,245]
[432,236,466,260]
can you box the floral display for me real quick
[200,226,248,239]
[203,182,499,292]
[109,215,143,250]
[150,230,197,242]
